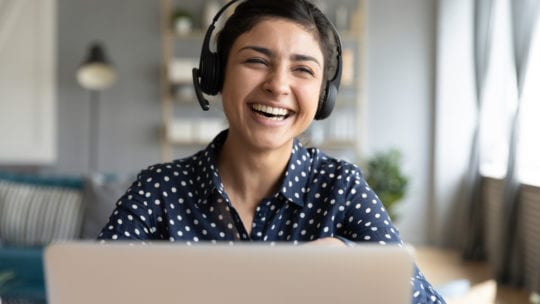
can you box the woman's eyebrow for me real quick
[239,45,272,56]
[239,45,321,66]
[291,54,320,67]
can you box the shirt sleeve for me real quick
[97,170,163,241]
[336,171,446,304]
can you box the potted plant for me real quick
[365,149,409,221]
[171,8,193,35]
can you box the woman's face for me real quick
[220,18,325,153]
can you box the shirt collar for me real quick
[195,130,312,207]
[277,139,312,207]
[193,130,228,199]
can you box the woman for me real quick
[99,0,445,303]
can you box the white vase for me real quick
[174,17,192,35]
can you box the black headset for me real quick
[192,0,342,120]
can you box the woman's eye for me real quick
[294,67,315,76]
[245,58,267,66]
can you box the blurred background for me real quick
[0,0,539,303]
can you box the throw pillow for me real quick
[0,177,84,246]
[80,174,133,239]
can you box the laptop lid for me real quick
[44,242,413,304]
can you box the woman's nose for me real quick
[262,67,291,96]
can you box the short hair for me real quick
[216,0,338,87]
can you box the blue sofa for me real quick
[0,247,45,303]
[0,172,132,303]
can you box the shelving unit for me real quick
[160,0,366,162]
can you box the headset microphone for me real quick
[192,68,210,111]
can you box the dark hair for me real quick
[216,0,338,87]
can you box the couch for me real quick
[0,172,132,303]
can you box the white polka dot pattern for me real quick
[98,130,445,304]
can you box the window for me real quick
[479,0,540,186]
[517,21,540,186]
[479,0,517,179]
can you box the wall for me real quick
[0,0,57,165]
[432,0,476,247]
[53,0,162,175]
[364,0,437,244]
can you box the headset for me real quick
[192,0,342,120]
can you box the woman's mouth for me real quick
[251,104,291,121]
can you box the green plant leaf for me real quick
[364,148,409,221]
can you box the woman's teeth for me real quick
[251,104,289,120]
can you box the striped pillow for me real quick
[0,180,84,246]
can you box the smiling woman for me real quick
[99,0,445,303]
[219,18,324,155]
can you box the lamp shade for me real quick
[77,43,117,90]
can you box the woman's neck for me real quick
[217,134,292,209]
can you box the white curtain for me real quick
[498,0,540,286]
[461,0,495,260]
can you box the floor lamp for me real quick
[76,42,117,173]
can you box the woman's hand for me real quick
[307,237,346,246]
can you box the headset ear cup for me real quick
[315,81,337,120]
[209,53,222,94]
[195,0,240,98]
[198,53,210,92]
[200,52,219,95]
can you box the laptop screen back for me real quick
[44,242,413,304]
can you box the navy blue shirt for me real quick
[99,130,445,304]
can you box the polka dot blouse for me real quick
[98,130,445,304]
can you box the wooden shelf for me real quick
[300,139,357,150]
[171,30,205,39]
[168,139,208,146]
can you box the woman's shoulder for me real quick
[304,146,366,180]
[135,150,207,183]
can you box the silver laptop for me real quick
[44,242,414,304]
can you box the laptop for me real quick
[44,242,414,304]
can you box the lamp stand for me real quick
[88,90,100,173]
